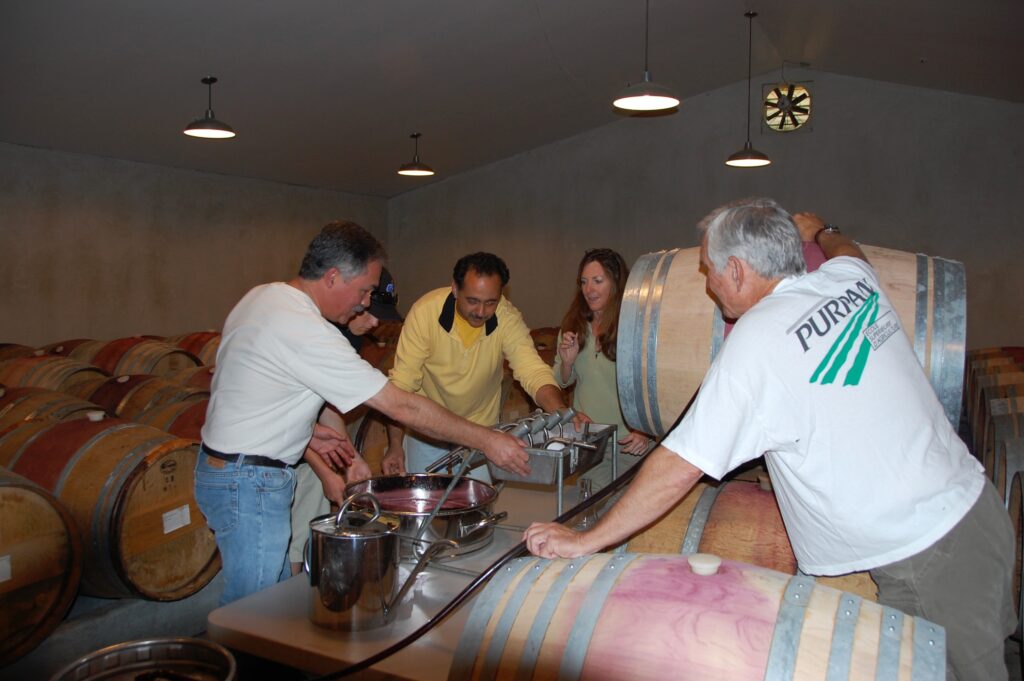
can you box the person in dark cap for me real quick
[338,267,403,351]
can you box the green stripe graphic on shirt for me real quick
[809,291,879,386]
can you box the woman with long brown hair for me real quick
[554,248,652,488]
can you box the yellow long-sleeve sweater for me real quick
[388,287,557,426]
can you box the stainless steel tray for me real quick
[486,423,617,485]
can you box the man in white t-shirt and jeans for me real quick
[525,198,1014,680]
[197,220,530,605]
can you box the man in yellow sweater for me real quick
[383,252,572,481]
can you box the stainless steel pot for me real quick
[305,493,454,631]
[345,475,507,560]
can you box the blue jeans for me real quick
[195,447,296,606]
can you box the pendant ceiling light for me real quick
[183,76,236,139]
[397,133,435,177]
[612,0,679,112]
[725,12,771,168]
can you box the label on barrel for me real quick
[162,504,191,534]
[0,555,10,583]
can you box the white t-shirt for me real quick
[201,283,388,465]
[662,257,983,575]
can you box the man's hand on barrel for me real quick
[482,430,531,477]
[792,212,826,242]
[524,522,590,559]
[309,423,357,469]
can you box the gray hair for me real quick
[298,220,387,280]
[698,198,806,279]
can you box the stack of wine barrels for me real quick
[0,331,225,665]
[964,347,1024,487]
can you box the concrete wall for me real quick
[2,71,1021,350]
[388,71,1024,349]
[0,143,387,346]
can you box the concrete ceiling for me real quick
[1,0,1021,198]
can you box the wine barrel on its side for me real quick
[0,468,82,666]
[0,356,109,395]
[85,374,209,421]
[0,417,220,600]
[164,365,216,391]
[618,245,966,437]
[0,344,42,361]
[38,338,95,357]
[625,479,877,601]
[137,398,209,441]
[0,386,105,432]
[87,338,203,377]
[165,331,222,366]
[450,554,943,681]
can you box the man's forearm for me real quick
[533,383,568,413]
[815,228,868,262]
[369,383,492,452]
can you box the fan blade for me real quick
[787,111,799,128]
[792,93,808,105]
[766,110,782,122]
[787,83,795,99]
[793,105,809,114]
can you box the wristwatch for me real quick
[814,223,840,247]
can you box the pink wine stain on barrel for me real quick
[585,556,777,680]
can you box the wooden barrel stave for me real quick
[0,468,82,666]
[451,554,940,681]
[3,418,219,600]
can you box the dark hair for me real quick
[452,252,510,288]
[298,220,387,280]
[560,248,629,362]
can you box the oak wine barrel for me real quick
[0,468,82,666]
[0,356,109,395]
[73,337,202,377]
[0,386,105,432]
[137,398,209,441]
[85,374,209,421]
[619,244,966,436]
[450,553,943,681]
[164,365,216,391]
[0,344,41,361]
[0,417,219,600]
[625,479,877,601]
[38,338,95,357]
[165,331,222,366]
